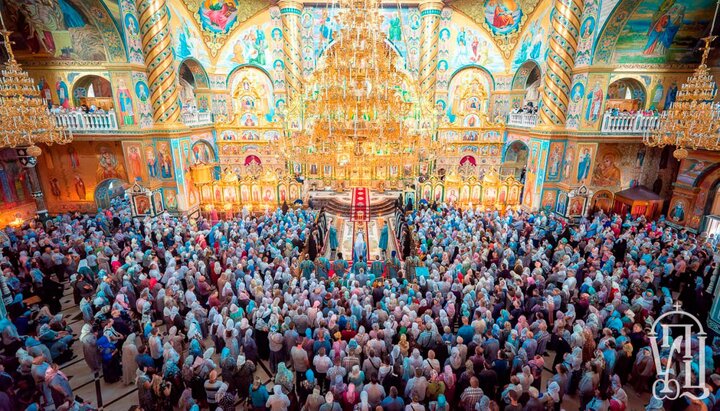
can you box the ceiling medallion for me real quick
[181,0,267,57]
[451,0,542,60]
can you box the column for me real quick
[16,147,48,221]
[137,0,181,125]
[537,0,584,128]
[279,1,303,109]
[418,1,443,108]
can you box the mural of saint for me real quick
[117,79,135,126]
[68,146,80,169]
[127,145,143,182]
[670,200,685,222]
[56,80,70,109]
[576,148,591,182]
[146,146,157,178]
[643,2,685,56]
[548,145,562,179]
[591,153,621,186]
[49,177,61,198]
[96,146,125,183]
[74,175,86,200]
[199,0,239,34]
[664,82,678,110]
[585,81,603,123]
[388,13,402,42]
[158,145,173,179]
[485,0,520,32]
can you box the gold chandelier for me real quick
[0,17,71,155]
[280,0,442,170]
[643,0,720,160]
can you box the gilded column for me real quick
[279,1,303,108]
[418,1,443,107]
[137,0,181,125]
[537,0,584,128]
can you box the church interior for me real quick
[0,0,719,409]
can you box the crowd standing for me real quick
[0,198,718,411]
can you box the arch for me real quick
[178,58,210,89]
[189,140,217,165]
[226,64,274,90]
[502,140,529,162]
[511,60,542,90]
[460,155,477,166]
[693,162,720,187]
[448,65,496,92]
[94,178,128,210]
[71,74,113,110]
[606,77,646,111]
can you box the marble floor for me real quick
[37,278,652,411]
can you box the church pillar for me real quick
[537,0,584,128]
[16,148,48,221]
[418,0,443,107]
[279,1,304,109]
[136,0,181,125]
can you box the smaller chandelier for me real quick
[0,21,72,154]
[643,0,720,159]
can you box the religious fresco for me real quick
[613,0,715,64]
[574,0,599,67]
[119,0,144,64]
[131,71,153,129]
[541,188,558,211]
[380,8,421,75]
[0,150,33,211]
[676,158,712,186]
[170,4,211,64]
[175,0,267,57]
[581,74,607,129]
[511,5,551,71]
[668,196,688,224]
[566,73,588,130]
[575,143,596,185]
[112,74,136,126]
[450,0,544,59]
[545,141,566,182]
[122,141,147,183]
[37,141,127,212]
[591,145,622,187]
[442,10,506,75]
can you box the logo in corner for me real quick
[649,302,709,401]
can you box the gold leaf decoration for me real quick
[180,0,269,57]
[451,0,542,60]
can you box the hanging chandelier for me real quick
[0,16,72,156]
[280,0,443,170]
[643,0,720,160]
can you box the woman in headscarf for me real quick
[340,383,359,411]
[216,382,236,410]
[275,362,294,394]
[80,324,101,374]
[121,333,139,385]
[347,365,365,392]
[45,363,73,406]
[220,348,237,391]
[330,374,347,397]
[237,354,256,402]
[96,334,121,383]
[244,328,259,364]
[298,369,317,405]
[438,365,456,407]
[545,381,561,411]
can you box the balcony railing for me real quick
[182,111,213,126]
[601,112,660,134]
[507,112,538,128]
[53,111,118,132]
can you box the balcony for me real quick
[181,111,214,127]
[53,111,118,132]
[507,112,538,128]
[601,112,660,134]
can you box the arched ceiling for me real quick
[1,0,125,62]
[595,0,718,66]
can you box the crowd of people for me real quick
[0,198,717,411]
